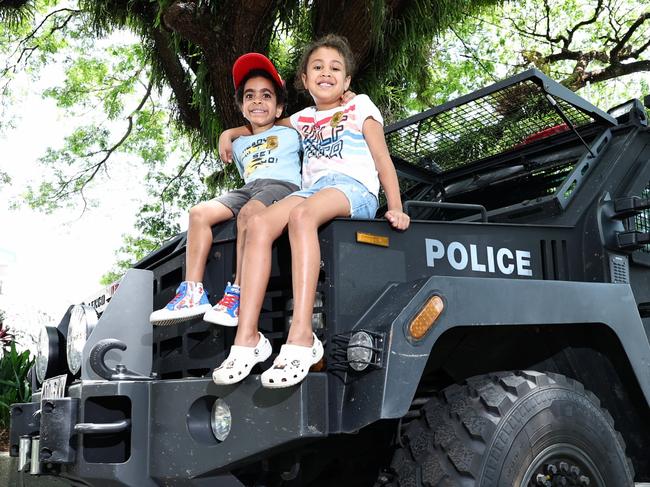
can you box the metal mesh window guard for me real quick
[386,79,594,173]
[380,69,618,218]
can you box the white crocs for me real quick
[261,333,324,389]
[212,332,272,385]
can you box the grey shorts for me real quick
[214,178,299,216]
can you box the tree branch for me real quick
[150,26,201,130]
[450,26,499,81]
[543,0,566,45]
[2,8,80,78]
[564,0,604,47]
[546,49,608,64]
[506,11,557,46]
[527,5,650,91]
[631,36,650,59]
[563,59,650,91]
[161,1,215,50]
[49,79,154,213]
[14,7,79,48]
[159,148,200,215]
[611,11,650,62]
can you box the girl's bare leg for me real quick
[185,201,234,282]
[235,196,304,346]
[233,200,266,286]
[286,189,351,346]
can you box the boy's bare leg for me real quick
[186,201,234,282]
[235,196,304,347]
[287,189,351,347]
[233,199,266,286]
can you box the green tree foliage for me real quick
[426,0,649,107]
[0,0,33,27]
[2,2,223,272]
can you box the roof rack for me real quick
[385,68,618,182]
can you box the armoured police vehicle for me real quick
[9,69,650,486]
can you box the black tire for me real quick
[380,371,634,487]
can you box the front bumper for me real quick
[10,374,328,486]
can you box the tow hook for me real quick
[89,339,154,380]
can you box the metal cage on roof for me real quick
[385,68,617,182]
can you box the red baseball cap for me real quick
[232,53,284,90]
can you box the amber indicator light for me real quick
[409,295,445,340]
[356,232,389,247]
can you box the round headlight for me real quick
[35,325,64,384]
[35,326,50,383]
[210,398,231,442]
[347,331,374,372]
[66,305,98,375]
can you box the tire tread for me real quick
[382,371,634,487]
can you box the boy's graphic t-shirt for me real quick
[232,125,301,187]
[289,94,382,196]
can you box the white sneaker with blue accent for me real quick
[150,281,212,326]
[203,282,240,327]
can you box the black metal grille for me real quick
[386,79,595,175]
[610,255,630,284]
[635,182,650,253]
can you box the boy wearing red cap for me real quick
[150,53,301,327]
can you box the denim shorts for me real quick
[291,172,378,219]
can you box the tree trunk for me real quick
[162,0,280,131]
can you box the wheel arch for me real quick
[418,322,650,480]
[377,277,650,416]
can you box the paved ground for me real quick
[3,452,650,486]
[0,453,71,487]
